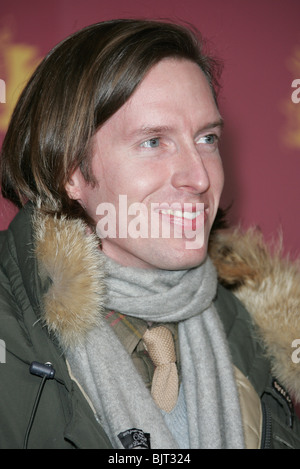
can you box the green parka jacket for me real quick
[1,204,300,449]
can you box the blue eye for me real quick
[141,138,160,148]
[199,134,217,144]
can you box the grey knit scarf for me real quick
[66,255,245,449]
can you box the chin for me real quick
[171,254,207,271]
[103,237,209,270]
[152,244,209,271]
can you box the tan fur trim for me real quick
[209,227,274,289]
[33,211,107,349]
[210,227,300,403]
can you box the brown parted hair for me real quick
[0,18,223,224]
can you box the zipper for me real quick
[260,401,272,449]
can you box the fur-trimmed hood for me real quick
[32,210,300,402]
[209,228,300,402]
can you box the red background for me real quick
[0,0,300,421]
[0,0,299,258]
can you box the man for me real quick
[0,19,300,449]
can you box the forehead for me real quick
[129,58,216,111]
[99,58,220,138]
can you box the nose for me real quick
[170,144,210,194]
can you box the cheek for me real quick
[98,157,133,193]
[82,187,103,220]
[210,158,224,197]
[117,163,167,201]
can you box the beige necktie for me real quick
[143,326,179,413]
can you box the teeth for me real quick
[160,209,203,220]
[181,211,202,220]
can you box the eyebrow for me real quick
[200,118,224,132]
[127,126,171,139]
[193,118,224,136]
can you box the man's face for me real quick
[68,58,224,269]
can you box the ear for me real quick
[65,166,85,201]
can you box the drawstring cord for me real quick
[23,362,55,449]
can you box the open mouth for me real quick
[158,208,203,220]
[154,204,207,233]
